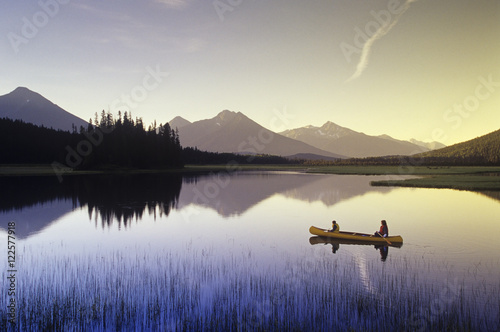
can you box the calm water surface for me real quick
[1,172,499,330]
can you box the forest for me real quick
[0,111,183,169]
[181,147,298,165]
[416,128,500,165]
[308,155,500,167]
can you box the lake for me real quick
[1,172,499,331]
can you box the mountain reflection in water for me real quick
[179,172,396,216]
[0,172,398,238]
[2,172,499,239]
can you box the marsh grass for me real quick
[371,174,500,191]
[1,245,499,331]
[306,165,500,175]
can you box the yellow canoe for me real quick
[309,226,403,245]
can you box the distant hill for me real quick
[279,122,440,158]
[0,87,88,132]
[173,110,345,159]
[409,138,446,150]
[378,135,445,150]
[416,128,500,165]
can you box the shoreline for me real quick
[1,164,500,191]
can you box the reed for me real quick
[1,245,498,331]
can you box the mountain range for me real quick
[279,122,445,158]
[170,111,444,159]
[1,86,445,159]
[0,87,88,132]
[170,110,345,159]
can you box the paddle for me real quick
[377,232,392,245]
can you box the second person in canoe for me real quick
[374,220,388,237]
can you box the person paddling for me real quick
[374,220,388,237]
[329,220,340,233]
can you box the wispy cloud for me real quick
[155,0,191,9]
[72,3,133,22]
[347,0,418,82]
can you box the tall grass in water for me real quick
[1,245,499,331]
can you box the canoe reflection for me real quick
[309,236,403,260]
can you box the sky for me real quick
[1,0,499,145]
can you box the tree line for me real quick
[416,128,500,165]
[77,110,183,169]
[182,147,298,165]
[0,117,74,164]
[306,155,500,167]
[0,111,183,169]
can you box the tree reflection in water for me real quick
[0,174,183,232]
